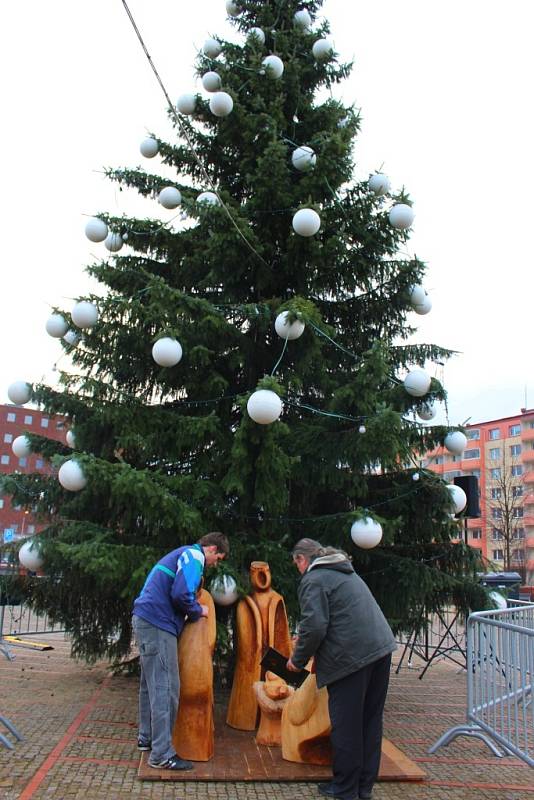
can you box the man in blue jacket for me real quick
[132,531,229,770]
[287,538,396,800]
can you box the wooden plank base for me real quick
[138,706,426,783]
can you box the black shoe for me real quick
[148,754,193,770]
[359,789,373,800]
[318,785,338,798]
[137,737,151,751]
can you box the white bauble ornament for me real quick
[294,9,312,30]
[417,402,436,421]
[152,337,183,367]
[262,55,284,79]
[291,146,316,171]
[247,27,265,44]
[197,191,220,205]
[19,539,44,571]
[209,91,234,117]
[202,71,222,92]
[104,232,123,252]
[58,460,87,492]
[7,381,31,406]
[63,330,80,347]
[312,38,334,61]
[203,38,222,58]
[210,574,238,606]
[447,483,467,514]
[226,0,239,16]
[274,311,305,341]
[409,285,426,306]
[404,368,431,397]
[12,435,31,458]
[389,203,415,230]
[412,472,420,481]
[489,591,507,610]
[247,389,282,424]
[350,517,383,549]
[158,187,182,209]
[358,425,366,434]
[444,430,467,456]
[85,217,108,243]
[292,208,321,237]
[413,294,432,315]
[368,173,391,196]
[140,137,159,158]
[71,301,99,329]
[176,93,197,115]
[66,430,76,448]
[46,314,69,339]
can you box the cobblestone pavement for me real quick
[0,633,532,799]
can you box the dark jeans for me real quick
[132,615,179,764]
[327,654,392,800]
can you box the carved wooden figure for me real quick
[253,671,295,746]
[172,588,216,761]
[226,561,291,730]
[281,672,332,765]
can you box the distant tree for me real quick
[486,448,525,580]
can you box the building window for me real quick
[509,424,521,436]
[35,458,44,469]
[489,447,501,460]
[434,455,444,465]
[511,465,523,476]
[470,529,482,539]
[491,467,502,480]
[466,429,480,440]
[0,499,3,509]
[491,508,502,519]
[491,488,502,499]
[41,418,49,429]
[3,433,13,443]
[18,457,27,467]
[13,504,21,511]
[489,428,500,440]
[463,449,480,460]
[492,549,504,560]
[0,455,10,465]
[513,528,525,539]
[510,444,521,457]
[512,549,524,562]
[6,412,16,422]
[56,420,65,429]
[512,486,523,498]
[24,415,33,425]
[27,524,35,534]
[513,508,524,518]
[492,528,503,540]
[466,469,481,478]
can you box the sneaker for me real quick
[148,754,193,771]
[359,790,373,800]
[137,737,151,751]
[318,784,337,798]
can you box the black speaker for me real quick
[453,475,480,517]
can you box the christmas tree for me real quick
[4,0,486,662]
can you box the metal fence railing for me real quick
[429,601,534,767]
[0,580,65,639]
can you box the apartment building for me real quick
[422,408,534,584]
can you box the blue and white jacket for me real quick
[133,544,205,637]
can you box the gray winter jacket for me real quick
[291,553,396,688]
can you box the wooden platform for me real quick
[138,706,426,783]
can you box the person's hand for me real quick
[286,658,300,672]
[200,604,209,618]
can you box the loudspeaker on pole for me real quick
[453,475,480,518]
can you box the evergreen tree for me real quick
[3,0,487,662]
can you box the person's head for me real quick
[291,538,324,574]
[199,531,230,567]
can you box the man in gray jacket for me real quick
[287,538,396,800]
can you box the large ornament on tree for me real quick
[312,38,334,61]
[389,204,415,230]
[291,146,316,171]
[292,208,320,237]
[71,301,99,329]
[176,93,197,114]
[262,55,284,79]
[368,173,391,196]
[417,402,436,421]
[66,430,76,448]
[209,91,234,117]
[46,314,69,338]
[158,187,181,209]
[19,539,44,571]
[247,390,282,425]
[404,368,431,397]
[202,71,222,92]
[203,38,222,58]
[85,217,108,243]
[247,27,265,45]
[294,9,312,30]
[350,517,383,549]
[444,430,467,455]
[152,337,183,367]
[409,285,432,315]
[210,574,238,606]
[140,137,159,158]
[12,435,31,458]
[274,311,305,340]
[197,191,220,205]
[446,483,467,514]
[104,232,123,252]
[226,0,239,16]
[58,459,87,492]
[8,381,31,406]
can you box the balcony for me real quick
[521,448,534,463]
[524,471,534,484]
[521,428,534,442]
[522,514,534,527]
[526,536,534,549]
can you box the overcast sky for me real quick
[1,0,532,427]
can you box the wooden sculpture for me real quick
[281,672,332,765]
[253,671,295,746]
[226,561,291,730]
[172,588,216,761]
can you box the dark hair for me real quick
[292,538,350,563]
[198,531,230,556]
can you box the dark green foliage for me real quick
[5,0,487,662]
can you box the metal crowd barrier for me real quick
[429,601,534,767]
